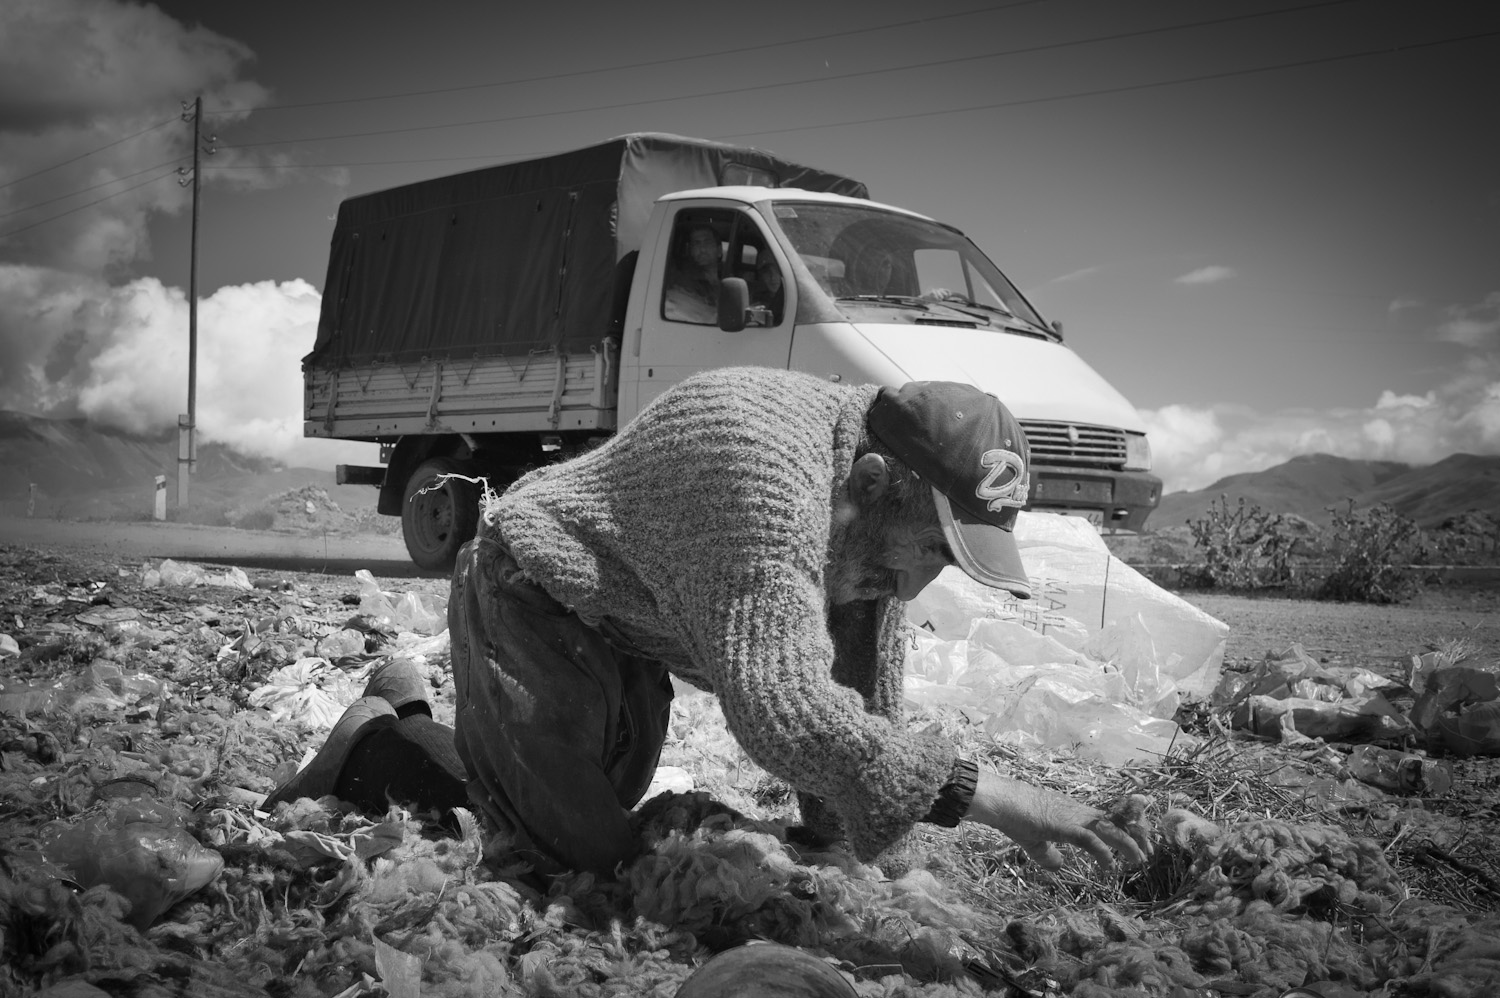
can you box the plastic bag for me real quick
[247,658,365,729]
[355,569,447,635]
[143,559,252,590]
[905,618,1188,766]
[1428,701,1500,757]
[1231,693,1414,742]
[0,663,165,717]
[40,796,224,929]
[906,512,1227,699]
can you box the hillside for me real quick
[1151,452,1500,530]
[0,411,381,526]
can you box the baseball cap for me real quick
[866,382,1032,599]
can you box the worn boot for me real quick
[263,696,397,811]
[361,658,432,717]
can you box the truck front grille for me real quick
[1019,421,1126,467]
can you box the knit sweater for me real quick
[486,366,956,860]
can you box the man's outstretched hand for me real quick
[964,771,1151,872]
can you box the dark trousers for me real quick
[339,536,674,876]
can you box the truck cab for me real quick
[620,189,1159,531]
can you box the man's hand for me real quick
[964,771,1151,872]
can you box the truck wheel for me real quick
[401,457,480,573]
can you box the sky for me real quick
[1,0,1497,494]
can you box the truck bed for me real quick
[303,344,619,440]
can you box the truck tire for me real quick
[401,457,480,574]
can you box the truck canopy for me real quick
[304,133,867,369]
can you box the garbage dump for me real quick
[3,542,1500,997]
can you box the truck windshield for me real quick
[767,202,1048,332]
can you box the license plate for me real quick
[1063,509,1104,528]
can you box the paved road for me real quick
[0,515,433,578]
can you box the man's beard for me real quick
[826,504,899,605]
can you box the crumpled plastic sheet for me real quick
[907,619,1189,766]
[139,559,253,590]
[39,796,224,930]
[903,512,1225,765]
[246,658,367,729]
[355,569,447,636]
[0,662,166,718]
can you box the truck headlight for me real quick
[1124,432,1151,472]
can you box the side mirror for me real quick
[718,277,750,332]
[1050,318,1064,337]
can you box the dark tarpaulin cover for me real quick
[304,133,867,369]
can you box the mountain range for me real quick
[2,411,1497,531]
[1152,452,1500,530]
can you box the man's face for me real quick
[689,229,720,268]
[828,489,954,604]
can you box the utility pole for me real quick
[176,96,214,508]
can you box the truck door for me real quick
[631,205,795,413]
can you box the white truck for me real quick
[305,133,1160,571]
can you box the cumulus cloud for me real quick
[1141,361,1500,493]
[0,1,371,468]
[0,0,270,273]
[0,265,370,467]
[1173,265,1234,286]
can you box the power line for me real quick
[207,25,1499,173]
[223,0,1364,152]
[0,158,184,222]
[719,27,1500,141]
[0,117,177,193]
[205,0,1049,116]
[0,169,179,241]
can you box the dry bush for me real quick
[1316,500,1420,603]
[1184,495,1297,590]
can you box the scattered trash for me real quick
[355,569,447,635]
[39,793,224,930]
[0,633,17,659]
[0,662,165,717]
[1346,744,1452,796]
[1231,692,1414,743]
[1427,700,1500,757]
[315,627,368,661]
[247,658,366,729]
[1410,664,1500,733]
[141,559,253,590]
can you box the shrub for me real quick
[1316,500,1419,603]
[1183,495,1296,589]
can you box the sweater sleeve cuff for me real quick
[921,758,979,828]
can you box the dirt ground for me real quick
[5,523,1500,995]
[1185,586,1500,673]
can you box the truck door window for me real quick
[731,227,785,326]
[662,211,734,325]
